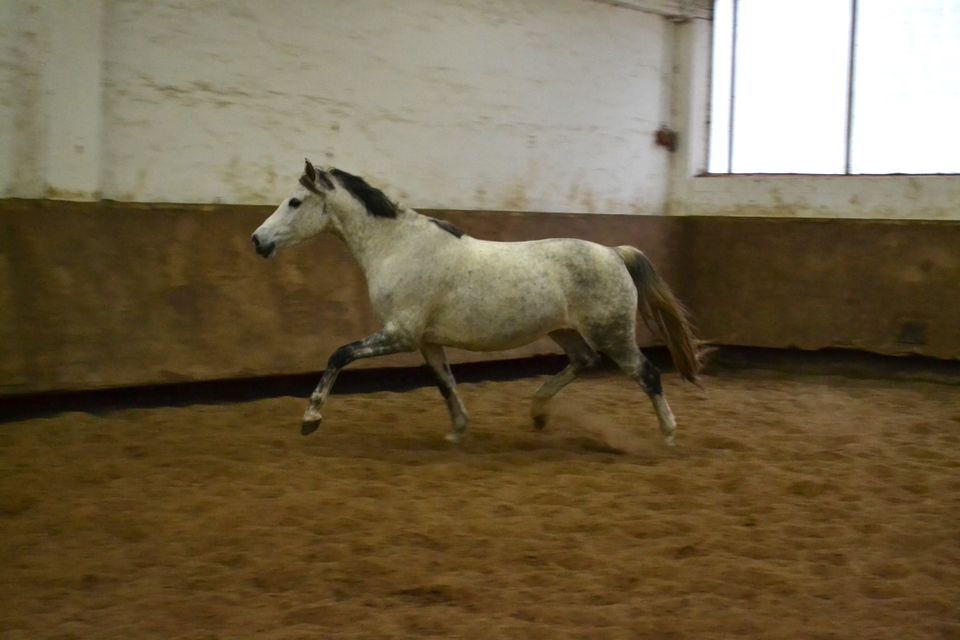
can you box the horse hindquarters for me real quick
[613,246,703,382]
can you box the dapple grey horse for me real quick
[252,160,703,446]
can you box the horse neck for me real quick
[329,203,413,274]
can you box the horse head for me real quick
[251,158,335,259]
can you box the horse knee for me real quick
[328,344,356,370]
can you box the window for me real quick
[709,0,960,175]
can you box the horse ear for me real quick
[316,170,334,190]
[299,159,329,195]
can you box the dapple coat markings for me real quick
[252,160,703,446]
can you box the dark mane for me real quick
[330,168,399,219]
[430,218,466,239]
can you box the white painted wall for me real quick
[2,1,107,199]
[44,0,105,199]
[0,1,16,197]
[3,0,685,214]
[5,0,955,220]
[0,0,46,198]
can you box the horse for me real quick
[251,160,704,446]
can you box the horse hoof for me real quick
[444,431,463,444]
[301,420,321,436]
[532,414,548,431]
[664,435,676,447]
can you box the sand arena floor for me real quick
[1,366,959,639]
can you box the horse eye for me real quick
[288,197,302,209]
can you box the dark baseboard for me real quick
[2,346,957,424]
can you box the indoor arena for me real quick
[2,1,958,638]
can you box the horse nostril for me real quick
[252,234,275,258]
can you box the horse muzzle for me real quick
[251,233,276,259]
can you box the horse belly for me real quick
[424,284,567,351]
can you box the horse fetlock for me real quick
[303,404,323,421]
[659,416,677,446]
[445,414,470,443]
[658,411,676,434]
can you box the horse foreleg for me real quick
[421,344,470,443]
[531,330,600,430]
[301,330,413,435]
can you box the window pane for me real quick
[708,0,734,173]
[731,0,852,173]
[851,0,960,174]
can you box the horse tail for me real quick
[615,245,704,383]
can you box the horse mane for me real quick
[430,217,466,239]
[304,163,463,237]
[330,169,399,219]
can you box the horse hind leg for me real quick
[421,343,470,443]
[605,342,678,446]
[531,330,600,430]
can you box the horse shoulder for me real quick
[364,229,457,316]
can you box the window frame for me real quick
[708,0,960,177]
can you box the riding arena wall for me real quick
[1,0,958,396]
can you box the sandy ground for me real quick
[1,368,959,639]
